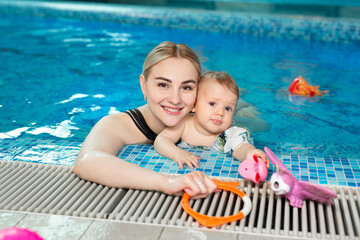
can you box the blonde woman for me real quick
[74,41,217,199]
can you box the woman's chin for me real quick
[162,119,181,127]
[161,114,186,127]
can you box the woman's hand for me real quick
[174,152,200,169]
[246,149,269,168]
[162,171,217,199]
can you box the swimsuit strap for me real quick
[124,109,157,141]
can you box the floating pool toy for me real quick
[238,155,268,184]
[0,227,44,240]
[288,76,328,97]
[181,179,252,227]
[265,147,337,208]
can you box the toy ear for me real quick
[265,147,289,171]
[276,163,285,176]
[264,147,280,166]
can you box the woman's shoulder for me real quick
[94,111,148,144]
[100,112,130,123]
[95,112,135,134]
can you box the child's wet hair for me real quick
[199,71,239,99]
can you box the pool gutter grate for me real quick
[0,160,359,239]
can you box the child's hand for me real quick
[247,149,269,168]
[174,152,201,169]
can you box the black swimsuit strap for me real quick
[124,109,157,141]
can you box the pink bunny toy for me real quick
[238,155,268,184]
[265,147,337,208]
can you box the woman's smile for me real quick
[162,106,183,115]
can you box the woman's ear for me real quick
[140,74,147,99]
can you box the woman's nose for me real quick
[168,90,181,104]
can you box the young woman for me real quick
[73,41,217,199]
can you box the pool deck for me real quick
[1,211,273,240]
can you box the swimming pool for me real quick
[0,1,359,187]
[1,1,360,156]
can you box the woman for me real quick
[73,41,217,199]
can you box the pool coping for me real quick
[0,0,360,43]
[1,137,359,187]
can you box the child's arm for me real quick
[232,143,269,167]
[154,119,200,169]
[223,126,269,167]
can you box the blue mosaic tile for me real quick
[0,0,360,43]
[1,136,360,187]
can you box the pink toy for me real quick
[0,227,44,240]
[265,147,337,208]
[238,155,268,184]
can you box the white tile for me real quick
[80,221,163,240]
[0,211,26,229]
[160,226,238,240]
[16,214,92,240]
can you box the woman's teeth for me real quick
[164,107,179,112]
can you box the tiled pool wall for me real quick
[1,138,359,187]
[0,0,360,43]
[0,0,359,188]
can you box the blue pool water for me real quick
[1,13,360,158]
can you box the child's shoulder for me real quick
[225,126,252,137]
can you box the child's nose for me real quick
[216,107,224,116]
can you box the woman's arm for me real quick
[73,114,215,197]
[154,118,200,169]
[74,113,161,189]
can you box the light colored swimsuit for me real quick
[177,126,253,154]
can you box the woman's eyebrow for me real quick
[182,79,197,85]
[154,77,196,84]
[154,77,171,82]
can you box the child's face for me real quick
[194,78,238,135]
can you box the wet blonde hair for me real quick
[142,41,201,80]
[199,71,240,99]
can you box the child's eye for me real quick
[209,102,216,106]
[225,106,232,112]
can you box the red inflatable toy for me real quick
[288,76,328,97]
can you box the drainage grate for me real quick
[1,161,359,239]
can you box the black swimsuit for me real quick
[124,109,157,141]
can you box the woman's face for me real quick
[141,57,199,127]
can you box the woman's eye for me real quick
[158,83,168,88]
[183,86,193,91]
